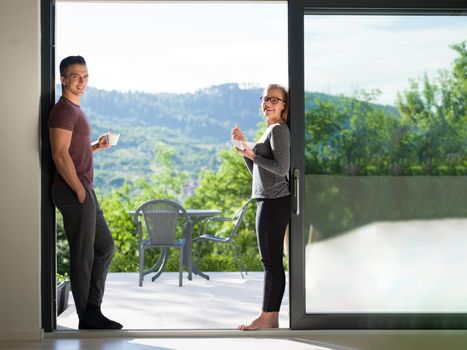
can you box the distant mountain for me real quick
[56,83,398,191]
[80,83,264,143]
[68,83,266,190]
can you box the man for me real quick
[49,55,122,330]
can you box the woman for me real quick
[232,84,291,330]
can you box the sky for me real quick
[305,15,467,105]
[56,2,466,105]
[56,2,288,94]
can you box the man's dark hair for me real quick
[59,55,86,76]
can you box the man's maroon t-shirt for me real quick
[48,96,94,189]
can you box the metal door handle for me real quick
[293,168,300,215]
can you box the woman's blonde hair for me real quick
[264,84,289,124]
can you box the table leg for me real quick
[185,221,193,280]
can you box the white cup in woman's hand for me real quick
[231,139,245,150]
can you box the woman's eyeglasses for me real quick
[259,96,285,105]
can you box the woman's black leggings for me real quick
[255,195,291,312]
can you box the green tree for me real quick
[303,42,467,243]
[305,89,400,175]
[185,150,262,271]
[305,42,466,176]
[396,41,467,175]
[57,144,191,273]
[103,144,190,272]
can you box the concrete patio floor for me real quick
[57,271,289,330]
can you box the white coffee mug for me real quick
[106,132,120,146]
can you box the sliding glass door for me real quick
[42,0,466,331]
[288,0,467,329]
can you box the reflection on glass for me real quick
[304,15,467,313]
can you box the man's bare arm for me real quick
[49,127,86,203]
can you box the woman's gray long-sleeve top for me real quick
[244,123,290,199]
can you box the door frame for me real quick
[288,0,467,329]
[39,0,289,332]
[40,0,56,332]
[41,0,467,332]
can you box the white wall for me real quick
[0,0,42,341]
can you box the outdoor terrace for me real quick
[57,271,289,330]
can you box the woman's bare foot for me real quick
[238,311,279,331]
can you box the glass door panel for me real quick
[303,14,467,315]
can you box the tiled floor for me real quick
[0,337,350,350]
[3,330,467,350]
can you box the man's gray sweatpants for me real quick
[52,185,115,319]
